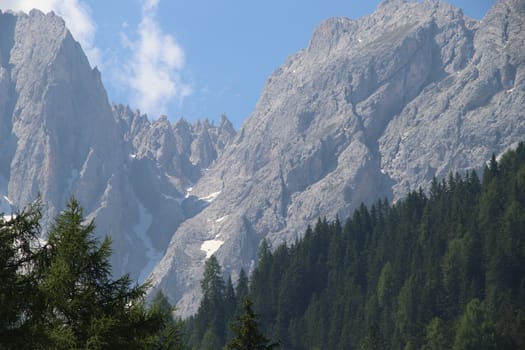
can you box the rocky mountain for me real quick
[149,0,525,315]
[0,9,235,281]
[1,0,524,318]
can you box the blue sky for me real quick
[1,0,495,128]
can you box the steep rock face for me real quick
[0,9,148,278]
[0,10,236,282]
[379,0,525,198]
[0,9,122,229]
[113,105,236,196]
[150,0,525,315]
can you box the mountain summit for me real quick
[0,9,235,280]
[149,0,525,315]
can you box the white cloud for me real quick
[141,0,160,13]
[118,0,191,119]
[1,0,190,119]
[0,0,101,68]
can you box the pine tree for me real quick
[192,255,226,348]
[150,290,185,350]
[235,268,249,310]
[422,317,450,350]
[453,299,497,350]
[225,276,237,317]
[1,197,180,349]
[226,298,279,350]
[37,197,165,348]
[0,199,43,348]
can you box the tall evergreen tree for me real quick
[37,197,165,348]
[190,255,227,349]
[0,200,43,348]
[0,197,177,349]
[452,299,497,350]
[226,298,279,350]
[150,290,185,350]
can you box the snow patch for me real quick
[215,215,228,223]
[79,148,94,179]
[134,203,163,283]
[1,193,15,217]
[2,214,16,221]
[185,187,193,199]
[201,239,224,259]
[199,191,221,203]
[3,196,13,206]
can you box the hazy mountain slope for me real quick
[149,0,525,315]
[0,9,235,281]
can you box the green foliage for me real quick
[0,200,43,348]
[226,298,279,350]
[377,261,394,307]
[150,291,185,350]
[0,197,183,349]
[422,317,450,350]
[185,254,280,349]
[453,299,497,350]
[209,142,525,349]
[186,255,228,348]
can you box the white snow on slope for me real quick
[1,191,15,217]
[2,214,16,221]
[201,238,224,259]
[3,195,13,206]
[199,191,221,203]
[215,215,228,223]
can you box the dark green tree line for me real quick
[187,142,525,349]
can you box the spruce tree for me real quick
[150,290,185,350]
[0,199,43,348]
[37,197,165,348]
[226,298,278,350]
[191,255,227,348]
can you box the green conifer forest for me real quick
[185,142,525,349]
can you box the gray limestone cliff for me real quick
[0,9,235,282]
[149,0,525,316]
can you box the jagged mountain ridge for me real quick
[149,0,525,315]
[0,9,235,281]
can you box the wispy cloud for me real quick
[118,0,191,119]
[1,0,101,68]
[1,0,190,119]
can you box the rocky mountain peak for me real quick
[0,8,235,285]
[0,8,119,223]
[149,0,525,316]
